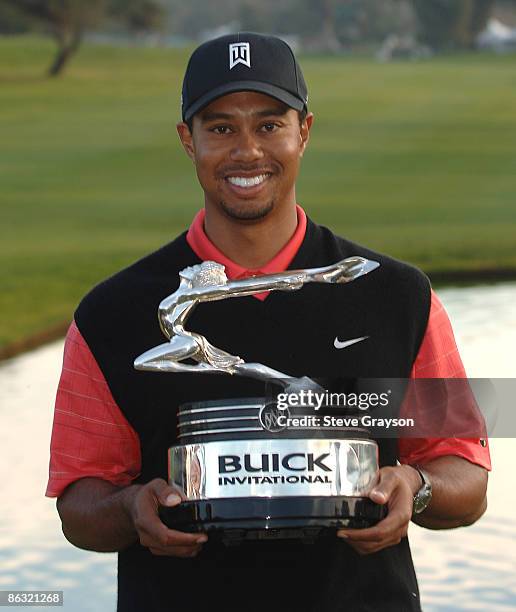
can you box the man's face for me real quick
[177,91,313,222]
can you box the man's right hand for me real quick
[127,478,208,558]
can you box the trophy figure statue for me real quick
[135,257,378,390]
[135,257,386,542]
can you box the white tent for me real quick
[477,18,516,51]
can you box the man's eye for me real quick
[212,126,231,135]
[261,123,279,132]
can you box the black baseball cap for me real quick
[181,32,308,124]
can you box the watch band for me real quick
[412,466,432,517]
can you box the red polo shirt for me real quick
[46,206,491,497]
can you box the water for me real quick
[409,282,516,611]
[0,342,116,611]
[0,283,515,611]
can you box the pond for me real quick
[0,282,515,611]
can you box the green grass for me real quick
[1,36,516,348]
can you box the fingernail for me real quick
[372,490,386,501]
[196,535,208,544]
[337,532,349,539]
[165,493,181,506]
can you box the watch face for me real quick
[413,483,432,514]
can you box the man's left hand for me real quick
[336,465,420,555]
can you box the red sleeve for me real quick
[46,321,141,497]
[398,290,491,471]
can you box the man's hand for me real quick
[336,464,420,555]
[128,478,207,558]
[57,476,208,556]
[335,455,489,554]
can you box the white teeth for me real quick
[227,174,268,188]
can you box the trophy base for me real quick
[159,496,386,544]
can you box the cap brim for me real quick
[183,80,306,123]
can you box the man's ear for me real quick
[177,122,195,162]
[299,112,314,157]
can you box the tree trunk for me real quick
[470,0,496,39]
[454,0,496,49]
[48,26,82,77]
[454,0,475,48]
[308,0,341,53]
[321,0,341,52]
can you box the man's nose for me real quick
[230,129,263,163]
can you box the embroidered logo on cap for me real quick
[229,42,251,70]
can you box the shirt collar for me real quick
[186,205,307,300]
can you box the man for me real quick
[47,33,490,611]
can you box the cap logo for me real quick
[229,42,251,70]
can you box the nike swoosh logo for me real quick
[334,336,369,350]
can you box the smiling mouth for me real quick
[225,173,272,189]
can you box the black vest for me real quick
[76,218,430,612]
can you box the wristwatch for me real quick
[412,466,432,517]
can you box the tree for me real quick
[0,0,164,76]
[0,0,109,75]
[311,0,342,52]
[412,0,495,50]
[110,0,164,33]
[0,3,32,33]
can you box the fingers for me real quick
[337,503,410,543]
[148,544,203,558]
[336,466,414,555]
[132,478,208,557]
[141,524,207,558]
[138,523,207,548]
[147,478,184,506]
[337,507,409,548]
[344,535,404,556]
[368,467,400,506]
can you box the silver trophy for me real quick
[135,257,385,542]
